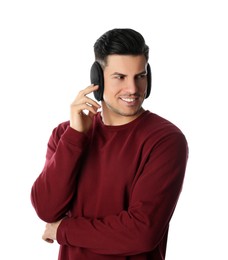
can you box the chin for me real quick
[111,106,143,117]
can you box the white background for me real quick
[0,0,227,259]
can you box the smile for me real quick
[120,97,137,103]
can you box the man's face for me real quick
[102,54,148,121]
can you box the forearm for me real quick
[56,132,188,256]
[31,126,88,222]
[43,207,168,255]
[56,172,184,255]
[56,199,174,256]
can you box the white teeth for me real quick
[121,98,135,102]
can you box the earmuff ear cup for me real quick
[146,63,152,99]
[90,62,104,101]
[90,61,152,101]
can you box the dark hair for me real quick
[94,28,149,67]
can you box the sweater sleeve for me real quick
[56,132,188,256]
[31,123,88,223]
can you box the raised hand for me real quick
[70,85,101,133]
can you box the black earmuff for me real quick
[90,62,104,101]
[90,61,152,101]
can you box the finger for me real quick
[78,84,99,97]
[42,232,54,243]
[88,105,100,118]
[83,95,101,108]
[44,238,54,243]
[71,96,101,111]
[81,103,100,115]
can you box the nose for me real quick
[125,78,138,95]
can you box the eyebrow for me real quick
[111,70,147,77]
[111,72,126,77]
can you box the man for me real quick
[31,28,188,259]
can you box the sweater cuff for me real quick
[57,218,69,245]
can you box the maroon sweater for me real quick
[31,111,188,260]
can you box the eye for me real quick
[114,75,125,80]
[136,74,147,80]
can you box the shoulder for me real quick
[140,111,184,135]
[138,111,188,148]
[139,111,188,160]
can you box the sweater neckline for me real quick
[96,110,150,131]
